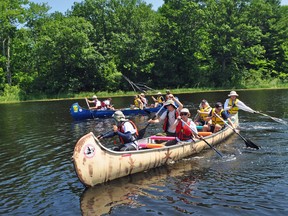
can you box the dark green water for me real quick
[1,89,287,215]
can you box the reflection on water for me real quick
[80,160,200,215]
[0,89,288,215]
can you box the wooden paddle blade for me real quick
[245,138,260,149]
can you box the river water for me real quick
[1,89,287,215]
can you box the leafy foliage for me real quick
[0,0,287,101]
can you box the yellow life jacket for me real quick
[157,96,164,104]
[199,106,211,121]
[134,99,140,108]
[228,98,239,115]
[211,108,225,126]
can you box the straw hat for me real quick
[228,91,239,97]
[157,92,162,95]
[92,95,97,99]
[112,111,128,122]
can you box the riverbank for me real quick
[1,86,288,104]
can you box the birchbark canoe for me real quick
[72,114,238,187]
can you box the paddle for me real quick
[237,103,288,125]
[214,113,260,149]
[138,104,166,139]
[85,98,95,119]
[180,119,223,158]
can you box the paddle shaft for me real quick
[214,113,259,149]
[85,98,95,119]
[138,104,166,139]
[180,119,223,157]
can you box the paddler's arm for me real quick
[237,100,256,113]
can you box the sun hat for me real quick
[112,111,128,122]
[140,93,145,96]
[92,95,97,99]
[164,99,177,108]
[157,92,162,95]
[180,108,190,113]
[201,99,207,103]
[215,102,223,108]
[228,91,239,97]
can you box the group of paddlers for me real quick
[85,95,114,110]
[96,90,256,151]
[132,90,172,109]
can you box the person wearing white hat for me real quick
[85,95,101,109]
[224,90,255,117]
[97,111,139,151]
[165,108,199,146]
[148,94,183,136]
[139,93,148,108]
[151,92,165,107]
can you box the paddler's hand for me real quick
[112,125,118,132]
[177,116,182,121]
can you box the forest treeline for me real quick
[1,0,288,101]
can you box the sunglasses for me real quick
[180,113,188,116]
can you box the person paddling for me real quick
[224,91,257,118]
[86,95,101,109]
[203,102,235,133]
[165,108,200,146]
[97,111,139,151]
[148,94,183,137]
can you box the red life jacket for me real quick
[118,121,139,144]
[101,101,106,108]
[176,119,193,141]
[163,110,179,132]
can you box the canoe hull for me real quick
[72,114,238,187]
[70,102,162,120]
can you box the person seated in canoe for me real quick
[151,92,165,107]
[194,99,212,126]
[101,98,114,110]
[224,90,257,118]
[165,108,200,146]
[86,95,102,109]
[203,102,235,133]
[139,93,148,108]
[97,111,139,151]
[131,95,144,109]
[148,94,183,137]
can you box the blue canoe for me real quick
[70,102,163,120]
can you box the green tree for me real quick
[0,0,29,88]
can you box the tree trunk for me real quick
[6,36,11,86]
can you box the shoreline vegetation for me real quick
[1,1,288,105]
[1,85,287,104]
